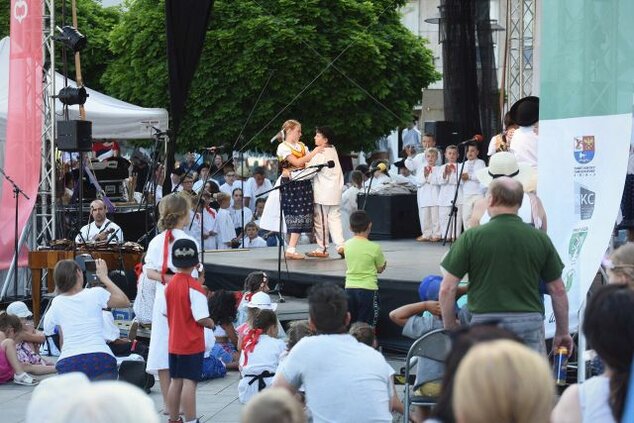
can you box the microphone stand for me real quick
[361,172,376,210]
[0,168,30,300]
[442,148,467,245]
[256,166,323,303]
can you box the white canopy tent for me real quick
[0,37,169,144]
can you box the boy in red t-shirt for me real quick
[165,238,214,423]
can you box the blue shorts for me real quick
[169,352,203,382]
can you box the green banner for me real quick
[540,0,634,119]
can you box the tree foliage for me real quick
[104,0,439,152]
[0,1,120,92]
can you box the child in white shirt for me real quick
[215,193,236,250]
[438,145,463,241]
[460,142,486,230]
[238,309,286,403]
[239,222,267,249]
[417,148,442,242]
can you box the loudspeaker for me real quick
[424,121,461,148]
[56,120,92,151]
[358,193,420,240]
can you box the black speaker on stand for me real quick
[56,120,92,151]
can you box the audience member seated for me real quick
[43,258,129,380]
[240,222,268,248]
[428,324,521,423]
[273,283,395,423]
[453,339,554,423]
[208,290,240,370]
[552,284,634,423]
[237,271,271,325]
[6,301,56,375]
[49,379,159,423]
[0,312,38,385]
[238,309,286,403]
[241,387,307,423]
[75,199,123,244]
[605,242,634,288]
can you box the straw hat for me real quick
[476,152,535,190]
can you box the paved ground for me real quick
[0,356,406,423]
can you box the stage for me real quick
[202,240,451,350]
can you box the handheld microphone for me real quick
[306,160,335,170]
[458,134,484,145]
[270,131,283,144]
[368,162,388,173]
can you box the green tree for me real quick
[103,0,439,152]
[0,1,120,92]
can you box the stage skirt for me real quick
[281,179,313,233]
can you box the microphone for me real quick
[270,130,284,144]
[458,134,484,145]
[368,162,388,173]
[306,160,335,170]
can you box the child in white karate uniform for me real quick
[417,148,442,242]
[238,309,286,403]
[438,145,463,241]
[460,142,486,230]
[215,192,236,250]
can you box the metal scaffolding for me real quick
[35,0,57,248]
[505,0,535,108]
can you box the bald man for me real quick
[75,200,123,244]
[439,177,572,356]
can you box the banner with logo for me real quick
[0,0,43,269]
[538,1,634,337]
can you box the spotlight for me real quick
[55,26,87,52]
[57,86,89,106]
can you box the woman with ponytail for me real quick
[552,284,634,423]
[144,193,201,416]
[259,120,325,259]
[237,309,285,403]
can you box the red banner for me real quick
[0,0,43,269]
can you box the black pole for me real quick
[442,144,467,245]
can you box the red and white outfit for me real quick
[165,273,209,355]
[145,229,199,375]
[438,162,463,239]
[202,206,218,250]
[417,165,441,239]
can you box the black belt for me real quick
[246,370,275,391]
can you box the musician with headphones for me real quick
[75,199,124,244]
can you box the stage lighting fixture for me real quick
[55,25,87,52]
[57,86,89,106]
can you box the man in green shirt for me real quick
[439,177,573,355]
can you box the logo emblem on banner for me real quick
[13,0,28,23]
[575,183,595,220]
[574,135,595,164]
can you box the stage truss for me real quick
[505,0,535,107]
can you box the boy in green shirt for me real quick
[344,210,387,326]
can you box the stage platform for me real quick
[202,240,451,351]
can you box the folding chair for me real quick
[402,328,451,423]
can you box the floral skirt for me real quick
[281,179,313,233]
[56,352,117,381]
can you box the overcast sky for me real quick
[101,0,122,6]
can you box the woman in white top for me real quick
[552,285,633,423]
[229,187,254,236]
[43,258,129,380]
[259,120,324,259]
[143,193,199,415]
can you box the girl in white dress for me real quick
[238,309,286,403]
[144,193,200,416]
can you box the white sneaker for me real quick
[14,372,38,386]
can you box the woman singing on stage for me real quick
[260,120,324,259]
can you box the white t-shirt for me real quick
[245,178,273,212]
[229,207,254,230]
[216,208,236,249]
[43,288,113,361]
[579,375,615,423]
[240,236,267,248]
[275,334,394,423]
[510,126,538,168]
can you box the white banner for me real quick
[539,114,632,337]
